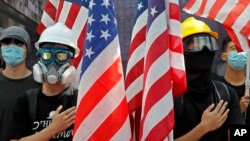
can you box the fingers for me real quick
[54,105,63,115]
[60,106,76,115]
[204,103,215,113]
[213,100,224,113]
[219,109,230,125]
[217,101,228,116]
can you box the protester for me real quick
[213,36,250,124]
[174,17,244,141]
[8,23,79,141]
[0,26,40,141]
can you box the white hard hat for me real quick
[35,23,80,58]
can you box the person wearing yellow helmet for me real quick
[174,17,244,141]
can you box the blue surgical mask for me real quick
[228,51,247,70]
[1,44,25,67]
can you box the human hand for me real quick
[240,95,250,113]
[200,100,229,133]
[48,105,76,134]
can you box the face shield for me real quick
[183,34,219,54]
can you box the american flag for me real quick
[125,0,147,139]
[73,0,132,140]
[37,0,89,87]
[138,0,186,140]
[183,0,250,51]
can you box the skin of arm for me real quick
[175,100,229,141]
[10,105,76,141]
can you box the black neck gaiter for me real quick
[184,49,215,98]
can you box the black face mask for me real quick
[184,48,215,96]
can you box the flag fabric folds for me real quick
[37,0,89,87]
[125,0,186,140]
[183,0,250,51]
[73,0,132,140]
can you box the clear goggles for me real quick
[37,46,73,65]
[183,34,219,53]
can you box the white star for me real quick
[150,6,158,17]
[86,30,95,42]
[137,2,143,11]
[114,18,117,25]
[102,0,110,8]
[100,29,111,41]
[100,14,111,25]
[89,0,96,10]
[88,15,96,26]
[85,47,95,59]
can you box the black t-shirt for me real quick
[174,83,244,141]
[8,87,77,141]
[212,73,250,124]
[0,72,40,141]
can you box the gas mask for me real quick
[33,46,76,85]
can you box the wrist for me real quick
[197,122,209,135]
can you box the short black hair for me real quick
[221,36,232,52]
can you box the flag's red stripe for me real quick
[128,26,146,59]
[145,109,174,141]
[45,0,57,21]
[224,26,243,52]
[171,68,187,97]
[195,0,208,16]
[140,70,172,139]
[128,91,143,112]
[144,30,169,79]
[37,23,47,34]
[55,0,64,22]
[74,58,122,132]
[169,3,180,20]
[184,0,196,11]
[241,20,250,39]
[125,59,144,90]
[207,0,226,19]
[169,35,183,53]
[223,0,248,27]
[65,4,81,29]
[89,98,130,140]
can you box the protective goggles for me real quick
[183,34,219,53]
[37,46,73,65]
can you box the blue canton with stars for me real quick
[134,0,148,24]
[81,0,118,76]
[147,0,165,29]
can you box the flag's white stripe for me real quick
[215,1,237,23]
[141,90,173,140]
[183,0,202,14]
[168,19,181,37]
[131,10,147,40]
[126,75,143,102]
[235,31,249,51]
[41,12,55,27]
[126,42,145,76]
[71,6,88,39]
[141,50,170,117]
[232,4,250,36]
[111,117,131,141]
[57,2,72,24]
[74,78,125,140]
[163,130,174,141]
[202,0,216,17]
[145,12,167,56]
[170,51,185,71]
[78,36,120,102]
[50,0,59,8]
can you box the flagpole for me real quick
[244,50,250,119]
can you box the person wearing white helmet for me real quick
[8,23,79,141]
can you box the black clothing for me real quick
[0,72,40,141]
[212,73,250,124]
[174,81,244,141]
[8,87,77,141]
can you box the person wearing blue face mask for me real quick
[213,36,250,124]
[0,26,40,141]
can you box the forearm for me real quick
[10,126,57,141]
[175,123,208,141]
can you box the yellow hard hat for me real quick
[181,17,218,39]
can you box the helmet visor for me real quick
[183,34,218,53]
